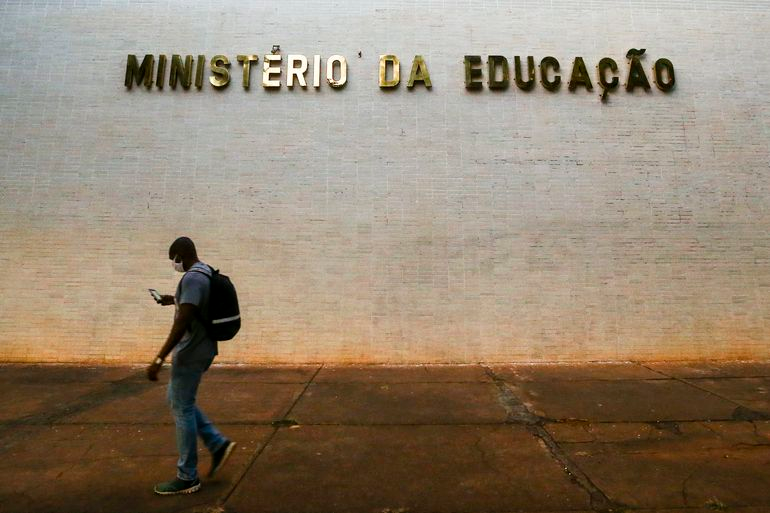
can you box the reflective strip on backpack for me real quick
[211,314,240,325]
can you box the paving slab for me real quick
[290,382,508,424]
[423,364,494,382]
[225,424,591,513]
[509,379,740,422]
[0,364,138,384]
[546,420,769,445]
[203,365,320,383]
[314,364,435,383]
[645,361,770,378]
[490,362,666,382]
[59,382,306,424]
[635,509,770,513]
[0,423,273,513]
[314,364,493,383]
[683,377,770,415]
[0,382,110,422]
[560,421,770,510]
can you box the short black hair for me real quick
[169,236,197,260]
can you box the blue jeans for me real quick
[167,358,227,481]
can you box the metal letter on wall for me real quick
[125,54,154,88]
[236,55,258,88]
[326,55,347,88]
[487,55,509,90]
[195,55,205,89]
[568,56,593,91]
[653,58,676,92]
[464,55,483,90]
[598,57,619,91]
[170,55,194,89]
[156,55,166,89]
[514,56,535,91]
[597,57,619,101]
[407,55,432,88]
[263,54,282,88]
[540,56,561,91]
[379,55,400,88]
[625,49,651,92]
[209,55,231,88]
[313,55,321,88]
[287,55,308,88]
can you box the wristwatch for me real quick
[153,356,164,365]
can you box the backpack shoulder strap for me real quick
[186,264,214,279]
[183,265,213,324]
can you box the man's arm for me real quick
[146,303,197,381]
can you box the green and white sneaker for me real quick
[208,440,237,478]
[153,477,201,495]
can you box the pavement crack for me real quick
[729,442,770,449]
[635,362,673,379]
[481,366,539,425]
[750,420,762,439]
[681,469,697,507]
[472,434,502,475]
[481,365,626,513]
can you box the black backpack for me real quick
[188,265,241,341]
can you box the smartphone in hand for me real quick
[148,288,162,302]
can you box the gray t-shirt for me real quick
[172,261,218,365]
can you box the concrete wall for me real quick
[1,0,769,364]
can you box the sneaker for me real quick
[153,477,201,495]
[208,439,237,478]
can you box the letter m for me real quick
[125,54,155,88]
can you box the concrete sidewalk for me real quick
[1,362,769,513]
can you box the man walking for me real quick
[147,236,236,495]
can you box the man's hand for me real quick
[159,295,175,306]
[147,359,163,381]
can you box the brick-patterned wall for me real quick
[1,1,768,363]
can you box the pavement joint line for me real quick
[4,418,764,427]
[503,378,673,382]
[637,363,770,421]
[217,363,325,507]
[519,377,673,382]
[481,365,626,513]
[630,360,675,379]
[202,380,323,384]
[308,380,496,383]
[676,375,770,380]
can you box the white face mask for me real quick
[172,256,185,273]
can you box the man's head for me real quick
[168,236,198,272]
